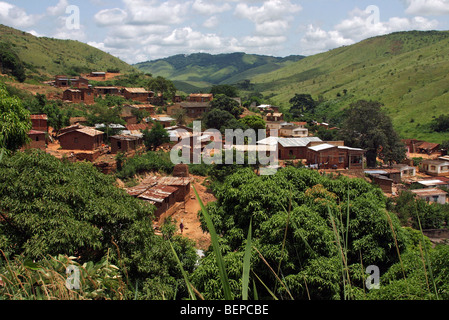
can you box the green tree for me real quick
[147,76,177,105]
[289,93,317,118]
[0,82,31,153]
[202,108,235,131]
[0,150,197,300]
[210,94,244,119]
[143,122,170,151]
[430,114,449,132]
[239,115,266,131]
[0,42,26,82]
[210,85,239,98]
[339,100,406,167]
[194,167,407,300]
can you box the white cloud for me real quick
[203,16,219,28]
[235,0,301,37]
[405,0,449,16]
[47,0,69,16]
[0,1,42,28]
[300,7,439,55]
[122,0,191,25]
[192,0,231,15]
[94,8,128,27]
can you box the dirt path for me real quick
[171,176,215,250]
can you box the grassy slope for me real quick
[0,24,136,79]
[250,31,449,143]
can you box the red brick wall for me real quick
[59,131,103,150]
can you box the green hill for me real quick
[248,31,449,143]
[0,24,137,79]
[134,52,305,92]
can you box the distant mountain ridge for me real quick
[134,52,305,92]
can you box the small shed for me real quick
[24,130,47,150]
[138,185,179,218]
[110,134,143,154]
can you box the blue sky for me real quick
[1,0,449,64]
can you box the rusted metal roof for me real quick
[126,184,153,197]
[411,188,448,197]
[124,88,150,94]
[157,176,191,186]
[75,127,104,137]
[138,185,179,203]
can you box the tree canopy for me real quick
[339,100,406,167]
[147,76,177,105]
[143,122,170,151]
[192,167,412,300]
[0,150,197,300]
[209,94,244,119]
[0,82,31,153]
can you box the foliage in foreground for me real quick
[0,150,197,300]
[190,167,449,300]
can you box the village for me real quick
[21,71,449,248]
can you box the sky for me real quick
[1,0,449,64]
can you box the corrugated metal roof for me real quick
[138,185,179,203]
[308,143,337,152]
[76,127,104,137]
[278,137,322,147]
[141,176,191,186]
[411,188,448,196]
[124,88,150,93]
[417,180,447,186]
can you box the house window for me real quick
[431,165,436,171]
[433,196,439,202]
[74,138,78,143]
[339,156,344,163]
[117,141,122,149]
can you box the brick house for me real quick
[306,143,365,169]
[94,86,121,96]
[110,134,143,154]
[71,77,89,89]
[63,88,95,104]
[187,93,213,103]
[30,114,48,132]
[123,88,154,102]
[23,130,47,150]
[58,127,104,150]
[268,137,323,161]
[180,102,211,119]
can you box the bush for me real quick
[116,151,174,180]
